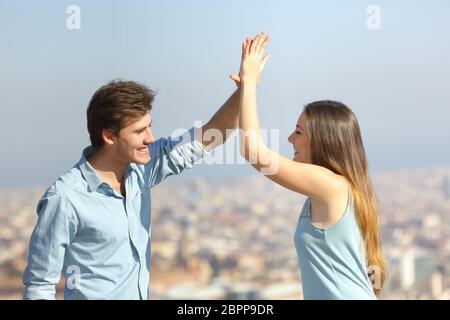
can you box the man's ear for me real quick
[101,129,116,146]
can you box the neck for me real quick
[87,147,127,185]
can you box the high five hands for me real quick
[230,32,271,87]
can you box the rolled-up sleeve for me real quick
[23,192,75,300]
[140,127,208,188]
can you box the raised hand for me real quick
[230,32,270,87]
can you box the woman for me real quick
[234,32,387,299]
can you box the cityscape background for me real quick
[1,166,450,299]
[0,1,449,299]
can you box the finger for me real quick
[229,73,240,82]
[261,34,271,51]
[254,32,266,54]
[242,37,249,57]
[245,37,251,56]
[254,32,267,55]
[250,33,262,54]
[230,74,241,87]
[260,54,271,71]
[246,37,253,56]
[242,38,248,56]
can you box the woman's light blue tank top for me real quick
[294,181,377,300]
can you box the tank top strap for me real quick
[344,177,353,210]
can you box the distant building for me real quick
[175,216,189,268]
[400,249,415,290]
[258,282,301,300]
[225,283,260,299]
[431,268,444,299]
[400,248,434,291]
[443,173,450,200]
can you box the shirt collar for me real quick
[78,146,136,193]
[78,146,105,193]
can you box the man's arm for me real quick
[140,89,241,188]
[23,193,74,300]
[197,89,240,151]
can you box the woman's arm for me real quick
[238,33,345,201]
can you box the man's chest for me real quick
[72,190,152,242]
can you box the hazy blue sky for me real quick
[0,0,449,187]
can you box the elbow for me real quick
[239,141,261,164]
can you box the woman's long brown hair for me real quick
[304,100,387,297]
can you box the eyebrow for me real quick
[296,125,303,130]
[135,120,153,132]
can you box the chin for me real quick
[131,153,151,164]
[294,157,307,164]
[135,157,151,165]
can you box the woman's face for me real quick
[288,112,312,163]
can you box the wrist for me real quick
[240,77,258,87]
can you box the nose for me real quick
[288,133,294,144]
[144,127,155,145]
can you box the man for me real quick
[22,79,241,299]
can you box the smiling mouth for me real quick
[137,147,149,153]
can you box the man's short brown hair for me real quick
[86,80,155,149]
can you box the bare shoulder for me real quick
[311,171,348,201]
[332,174,349,196]
[322,173,349,206]
[310,174,350,229]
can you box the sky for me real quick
[0,0,449,187]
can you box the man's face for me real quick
[112,112,155,165]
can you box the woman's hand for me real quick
[230,32,270,87]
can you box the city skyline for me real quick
[1,164,449,299]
